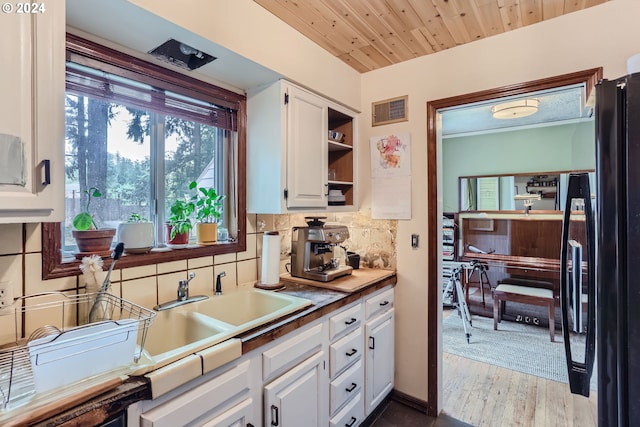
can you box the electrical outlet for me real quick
[0,281,13,309]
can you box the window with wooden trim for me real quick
[42,34,247,279]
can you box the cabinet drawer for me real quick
[330,392,364,427]
[329,303,363,341]
[365,288,394,320]
[140,360,250,427]
[330,327,362,378]
[263,322,323,382]
[330,358,363,416]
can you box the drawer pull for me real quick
[344,317,357,325]
[271,405,279,426]
[345,416,357,427]
[379,300,390,307]
[345,382,357,392]
[345,348,358,357]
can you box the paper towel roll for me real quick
[261,231,281,285]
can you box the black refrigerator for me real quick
[562,73,640,426]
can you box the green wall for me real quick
[442,120,595,212]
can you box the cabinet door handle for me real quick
[271,405,279,426]
[345,348,357,357]
[345,416,357,427]
[345,382,357,392]
[379,300,390,307]
[345,317,357,325]
[41,159,51,186]
[369,336,375,349]
[325,183,329,196]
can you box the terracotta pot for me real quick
[165,224,190,248]
[196,222,218,245]
[72,228,116,258]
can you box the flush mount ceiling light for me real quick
[491,99,540,119]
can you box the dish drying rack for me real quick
[0,292,155,411]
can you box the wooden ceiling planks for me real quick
[542,0,565,20]
[519,0,544,27]
[254,0,609,72]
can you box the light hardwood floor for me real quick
[442,348,598,426]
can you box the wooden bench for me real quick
[493,284,555,342]
[498,277,553,291]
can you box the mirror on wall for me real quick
[459,171,595,212]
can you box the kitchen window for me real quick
[42,34,247,279]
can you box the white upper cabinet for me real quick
[286,84,328,209]
[247,79,357,213]
[0,3,65,223]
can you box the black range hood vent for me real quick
[148,39,216,71]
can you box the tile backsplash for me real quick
[0,210,396,343]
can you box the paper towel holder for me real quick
[255,231,285,291]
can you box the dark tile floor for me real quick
[370,400,473,427]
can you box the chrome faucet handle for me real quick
[177,272,196,301]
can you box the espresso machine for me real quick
[290,217,353,282]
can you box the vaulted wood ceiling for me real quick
[254,0,608,73]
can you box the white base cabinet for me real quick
[134,360,257,427]
[128,286,394,427]
[365,308,395,415]
[264,351,327,427]
[200,398,253,427]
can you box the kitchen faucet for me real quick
[154,271,207,311]
[177,272,196,301]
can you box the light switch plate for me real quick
[411,234,419,249]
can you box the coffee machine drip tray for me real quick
[302,264,353,282]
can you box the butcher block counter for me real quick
[3,268,396,426]
[279,267,394,293]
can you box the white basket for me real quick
[0,292,155,410]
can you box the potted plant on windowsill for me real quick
[166,198,194,248]
[190,180,225,245]
[72,187,116,258]
[117,213,154,254]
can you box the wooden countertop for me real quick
[4,268,396,425]
[280,268,396,293]
[241,268,396,353]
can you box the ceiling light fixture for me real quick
[491,99,540,119]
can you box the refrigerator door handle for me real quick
[560,172,596,397]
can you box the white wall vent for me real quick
[372,95,408,126]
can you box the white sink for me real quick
[140,308,235,368]
[192,289,312,330]
[139,289,312,370]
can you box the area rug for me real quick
[442,311,596,389]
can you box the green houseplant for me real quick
[166,198,194,248]
[117,213,154,254]
[72,187,116,257]
[189,180,225,245]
